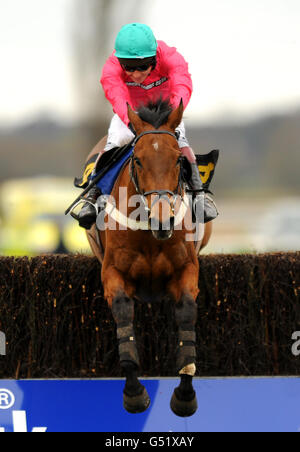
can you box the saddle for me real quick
[74,143,134,194]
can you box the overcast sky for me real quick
[1,0,300,125]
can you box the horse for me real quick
[86,99,213,417]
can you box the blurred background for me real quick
[1,0,300,256]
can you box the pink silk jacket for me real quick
[100,40,193,126]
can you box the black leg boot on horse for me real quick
[170,295,198,417]
[112,294,150,414]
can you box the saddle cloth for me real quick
[74,146,134,194]
[196,149,219,190]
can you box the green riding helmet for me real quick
[115,23,158,59]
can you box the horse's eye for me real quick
[134,157,143,168]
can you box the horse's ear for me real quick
[127,103,145,135]
[166,99,184,131]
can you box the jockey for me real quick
[78,23,218,229]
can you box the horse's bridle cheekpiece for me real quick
[130,130,185,215]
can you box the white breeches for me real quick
[104,114,190,151]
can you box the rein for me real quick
[129,130,185,214]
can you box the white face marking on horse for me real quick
[153,142,159,151]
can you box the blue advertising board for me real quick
[0,378,299,432]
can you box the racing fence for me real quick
[0,253,299,378]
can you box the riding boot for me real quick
[189,162,218,223]
[77,185,102,230]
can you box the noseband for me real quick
[129,130,185,214]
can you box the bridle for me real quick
[129,130,185,215]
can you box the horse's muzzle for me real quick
[150,216,175,241]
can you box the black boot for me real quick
[77,185,101,230]
[189,163,218,223]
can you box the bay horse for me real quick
[86,99,213,417]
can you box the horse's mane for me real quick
[137,98,173,129]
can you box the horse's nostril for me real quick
[150,217,159,231]
[161,216,175,231]
[169,216,175,229]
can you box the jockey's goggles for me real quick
[119,57,156,73]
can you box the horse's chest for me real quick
[115,245,187,282]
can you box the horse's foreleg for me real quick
[168,265,199,417]
[171,294,198,417]
[102,265,150,413]
[175,295,197,377]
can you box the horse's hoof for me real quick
[170,390,198,417]
[123,387,151,414]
